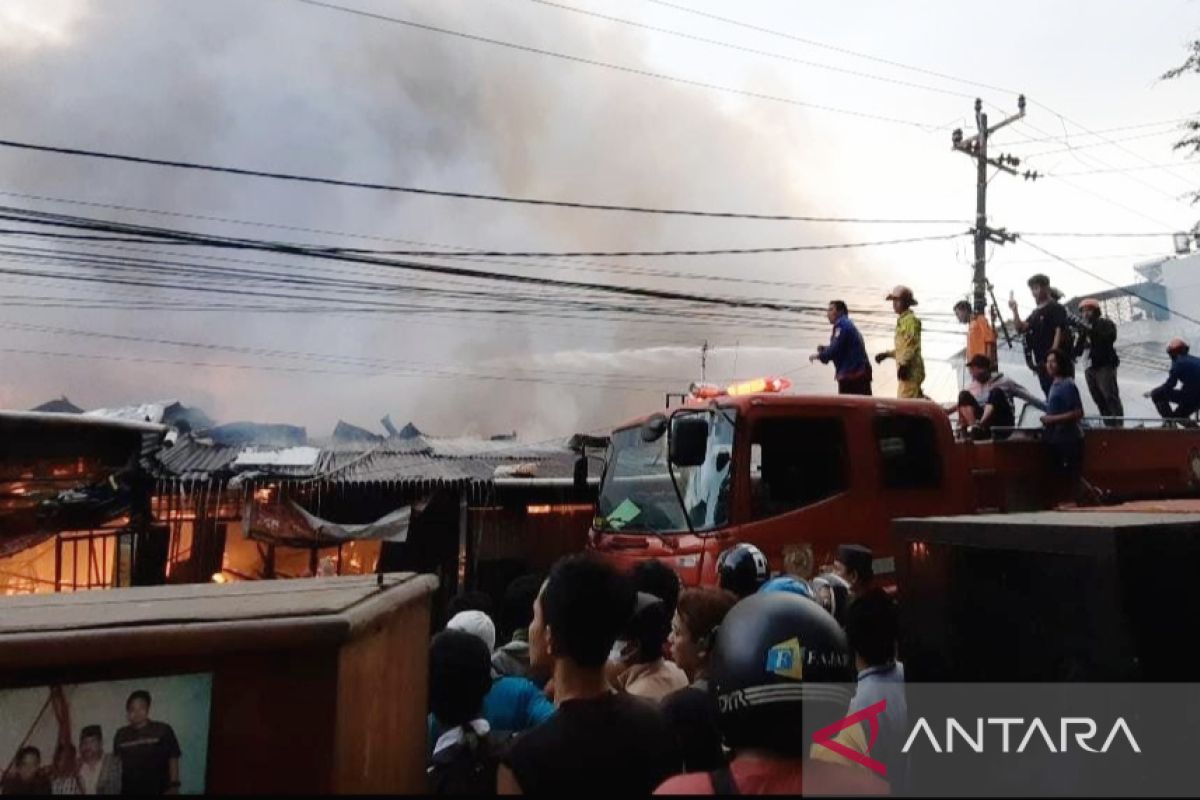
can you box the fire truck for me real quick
[587,377,1200,586]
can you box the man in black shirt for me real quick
[1074,297,1124,427]
[114,690,182,795]
[1009,273,1070,396]
[497,555,679,795]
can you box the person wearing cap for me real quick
[1073,298,1124,427]
[954,354,1046,440]
[1148,339,1200,425]
[809,300,872,395]
[1009,273,1071,396]
[429,611,555,757]
[875,285,925,399]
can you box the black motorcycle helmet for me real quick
[710,592,855,756]
[812,573,852,627]
[717,543,770,598]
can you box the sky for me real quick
[0,0,1197,438]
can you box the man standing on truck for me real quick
[1148,338,1200,425]
[875,285,925,399]
[810,300,872,395]
[1009,273,1070,397]
[1074,298,1124,427]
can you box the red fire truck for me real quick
[587,378,1200,586]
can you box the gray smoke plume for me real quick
[0,0,961,437]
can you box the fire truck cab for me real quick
[588,387,1200,587]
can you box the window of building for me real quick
[749,418,849,520]
[875,414,942,489]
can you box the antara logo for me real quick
[901,717,1142,754]
[812,700,888,776]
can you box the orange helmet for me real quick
[1168,338,1190,356]
[885,285,917,306]
[1078,298,1101,312]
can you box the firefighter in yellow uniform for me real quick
[874,285,925,399]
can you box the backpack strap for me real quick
[708,765,739,796]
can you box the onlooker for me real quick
[113,690,181,796]
[875,285,925,399]
[655,593,888,795]
[1149,338,1200,425]
[1074,298,1124,427]
[610,593,688,701]
[716,543,769,599]
[2,746,51,795]
[428,630,511,795]
[493,574,543,680]
[955,355,1046,440]
[812,574,851,627]
[447,610,498,653]
[446,591,498,632]
[631,559,682,619]
[1040,348,1085,476]
[782,543,814,585]
[810,300,873,395]
[430,615,555,755]
[77,725,121,795]
[661,588,738,772]
[953,299,972,325]
[49,743,82,795]
[498,555,678,795]
[832,544,875,599]
[845,589,908,791]
[1009,273,1070,396]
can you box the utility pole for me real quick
[701,340,709,382]
[952,96,1040,316]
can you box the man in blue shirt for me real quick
[1149,338,1200,425]
[810,300,872,395]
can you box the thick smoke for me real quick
[0,0,958,437]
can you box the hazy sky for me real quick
[0,0,1197,437]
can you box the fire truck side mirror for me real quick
[573,455,588,491]
[670,415,709,468]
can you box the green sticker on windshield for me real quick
[606,498,642,530]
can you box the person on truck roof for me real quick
[875,285,925,399]
[810,300,872,396]
[955,355,1046,441]
[1148,339,1200,426]
[654,593,888,795]
[1009,273,1071,397]
[955,299,999,369]
[1074,298,1124,428]
[1040,348,1085,475]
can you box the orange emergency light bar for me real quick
[726,376,791,396]
[689,376,791,399]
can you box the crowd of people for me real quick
[1,690,181,796]
[425,542,904,796]
[809,271,1200,447]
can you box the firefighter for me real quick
[1074,298,1124,427]
[809,300,872,395]
[1147,339,1200,425]
[875,285,925,399]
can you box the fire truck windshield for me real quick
[595,409,735,534]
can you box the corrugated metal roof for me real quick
[153,436,241,481]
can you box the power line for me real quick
[641,0,1017,96]
[1015,126,1182,159]
[1003,118,1187,145]
[0,225,966,259]
[292,0,940,130]
[0,138,965,225]
[525,0,975,99]
[1049,160,1200,177]
[1019,237,1200,327]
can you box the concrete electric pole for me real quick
[952,95,1040,316]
